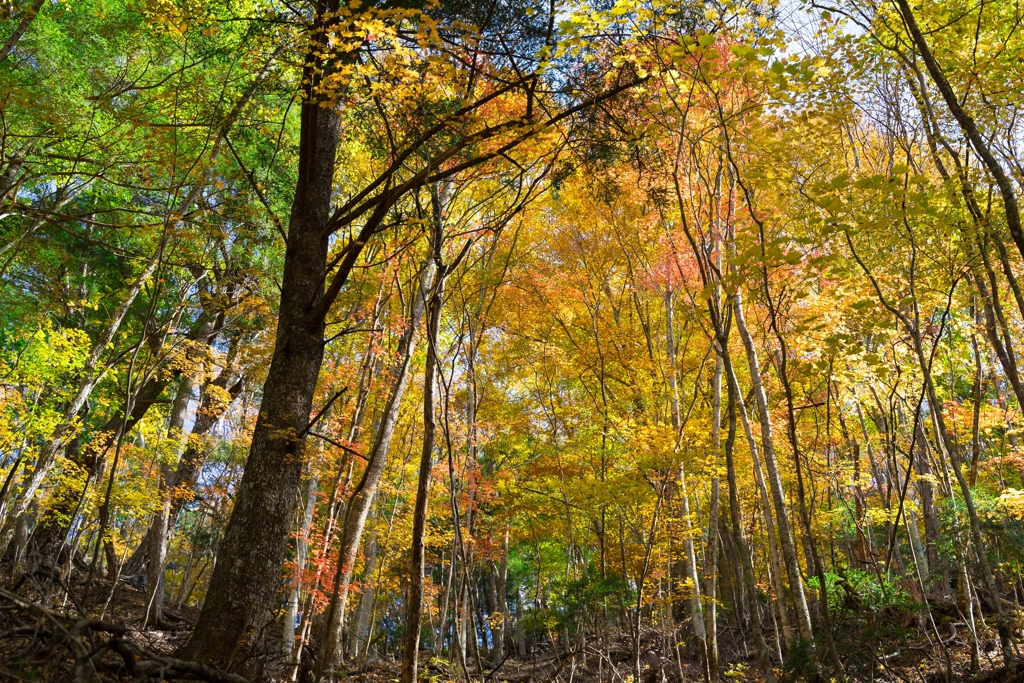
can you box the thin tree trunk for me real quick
[925,363,1015,668]
[144,378,193,628]
[733,289,815,647]
[284,474,318,654]
[723,369,776,682]
[516,589,526,657]
[704,352,722,683]
[349,532,379,659]
[400,269,445,683]
[318,259,435,671]
[665,287,709,658]
[729,345,793,647]
[914,418,945,592]
[970,308,984,488]
[490,527,509,668]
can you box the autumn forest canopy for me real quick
[1,0,1024,681]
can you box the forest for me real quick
[0,0,1022,681]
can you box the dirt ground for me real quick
[1,564,1021,682]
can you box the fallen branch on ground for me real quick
[0,587,248,683]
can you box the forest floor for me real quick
[0,562,1021,683]
[333,625,1024,683]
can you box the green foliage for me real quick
[808,568,913,619]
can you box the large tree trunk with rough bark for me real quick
[181,41,341,667]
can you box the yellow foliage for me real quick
[999,489,1024,520]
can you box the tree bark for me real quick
[515,589,526,657]
[704,352,722,683]
[729,342,792,647]
[914,418,944,591]
[283,474,317,654]
[181,20,341,663]
[490,528,509,668]
[665,287,707,657]
[400,270,444,683]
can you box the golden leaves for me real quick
[999,488,1024,520]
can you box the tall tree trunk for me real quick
[490,528,509,668]
[284,474,317,654]
[144,378,193,628]
[318,259,435,671]
[665,287,683,431]
[914,418,945,592]
[182,14,342,663]
[456,579,470,668]
[969,316,984,488]
[515,589,526,657]
[666,287,707,661]
[349,532,379,660]
[401,270,445,683]
[723,368,776,682]
[729,350,793,647]
[704,352,722,683]
[733,289,816,648]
